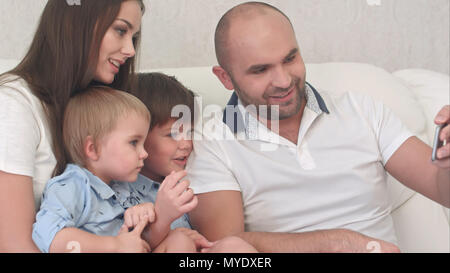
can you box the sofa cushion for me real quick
[143,66,232,108]
[306,63,427,136]
[393,69,450,144]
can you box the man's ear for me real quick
[84,136,100,162]
[212,66,235,91]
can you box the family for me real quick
[0,1,449,253]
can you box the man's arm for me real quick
[386,105,450,208]
[189,191,400,253]
[385,136,450,208]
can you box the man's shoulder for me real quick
[319,90,380,115]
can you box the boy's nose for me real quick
[179,139,193,151]
[141,149,149,160]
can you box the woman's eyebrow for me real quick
[116,18,134,30]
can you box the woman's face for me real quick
[94,0,143,84]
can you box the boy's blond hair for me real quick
[63,86,151,167]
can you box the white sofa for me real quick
[1,59,449,252]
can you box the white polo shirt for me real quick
[187,84,413,245]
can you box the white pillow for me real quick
[142,66,231,108]
[393,69,450,144]
[306,62,427,136]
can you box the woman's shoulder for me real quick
[0,74,37,104]
[0,74,47,124]
[0,74,30,90]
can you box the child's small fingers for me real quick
[132,214,140,228]
[162,170,187,190]
[132,217,149,235]
[178,187,195,204]
[139,212,153,225]
[118,224,129,234]
[158,172,173,190]
[180,195,198,214]
[146,210,156,223]
[173,180,190,195]
[124,213,133,229]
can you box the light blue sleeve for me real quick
[32,173,90,253]
[170,214,193,230]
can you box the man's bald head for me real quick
[215,2,294,72]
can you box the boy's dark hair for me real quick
[134,72,196,129]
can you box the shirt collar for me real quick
[80,167,116,200]
[222,82,329,134]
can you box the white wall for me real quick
[0,0,448,74]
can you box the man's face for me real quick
[225,12,307,120]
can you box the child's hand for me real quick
[122,202,156,230]
[172,228,214,251]
[155,170,198,226]
[115,217,151,253]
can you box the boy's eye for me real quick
[130,140,138,146]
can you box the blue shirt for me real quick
[32,164,191,253]
[110,174,192,231]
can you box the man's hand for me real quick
[433,105,450,169]
[171,228,213,251]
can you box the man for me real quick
[187,2,450,252]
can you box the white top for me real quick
[187,86,413,245]
[0,75,56,209]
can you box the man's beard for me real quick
[233,77,305,121]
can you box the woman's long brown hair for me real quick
[0,0,145,176]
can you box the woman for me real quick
[0,0,145,252]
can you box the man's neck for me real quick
[261,100,306,145]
